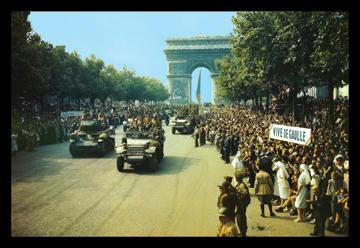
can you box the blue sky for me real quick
[29,12,236,103]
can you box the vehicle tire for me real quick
[157,145,164,161]
[117,157,125,172]
[123,126,127,132]
[98,142,106,157]
[148,157,158,172]
[172,127,176,134]
[110,138,115,150]
[69,143,78,158]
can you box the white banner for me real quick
[60,111,84,118]
[269,124,311,146]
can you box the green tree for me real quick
[310,12,349,126]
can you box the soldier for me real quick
[232,135,239,156]
[217,179,238,221]
[199,125,206,146]
[194,125,199,147]
[255,158,276,217]
[224,176,237,194]
[219,133,225,160]
[217,207,239,237]
[248,145,257,188]
[223,133,231,164]
[234,171,251,237]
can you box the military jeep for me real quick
[69,119,115,157]
[171,118,194,134]
[115,130,165,172]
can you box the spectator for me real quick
[294,164,311,222]
[255,158,276,217]
[11,133,18,156]
[273,159,290,212]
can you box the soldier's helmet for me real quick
[234,171,247,180]
[218,179,229,189]
[218,207,232,217]
[224,176,233,182]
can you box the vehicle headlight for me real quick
[98,139,104,142]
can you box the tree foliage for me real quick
[216,11,348,122]
[11,11,169,108]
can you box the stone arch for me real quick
[188,62,213,75]
[164,35,231,104]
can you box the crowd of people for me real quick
[189,98,349,237]
[11,95,349,237]
[11,99,176,155]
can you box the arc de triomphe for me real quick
[164,35,232,104]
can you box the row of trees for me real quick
[216,11,348,124]
[11,12,169,109]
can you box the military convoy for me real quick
[115,129,165,172]
[69,112,166,172]
[69,120,115,157]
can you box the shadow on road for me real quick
[12,158,71,184]
[114,156,199,176]
[153,155,200,175]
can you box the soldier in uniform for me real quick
[255,158,276,217]
[234,171,251,237]
[199,125,206,146]
[224,176,237,194]
[217,207,239,237]
[248,145,257,188]
[217,179,238,221]
[223,133,231,164]
[194,125,199,147]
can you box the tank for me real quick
[69,119,115,157]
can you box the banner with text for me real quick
[269,124,311,146]
[60,111,84,118]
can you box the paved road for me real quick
[11,121,346,237]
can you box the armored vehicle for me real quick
[69,119,115,157]
[115,130,165,172]
[171,117,194,134]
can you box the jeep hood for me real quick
[175,120,187,123]
[127,139,152,146]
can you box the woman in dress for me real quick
[273,159,290,212]
[294,163,311,222]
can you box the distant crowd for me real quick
[11,99,175,154]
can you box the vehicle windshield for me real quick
[126,131,154,139]
[79,120,101,132]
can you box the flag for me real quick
[196,69,201,104]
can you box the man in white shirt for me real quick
[232,152,244,172]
